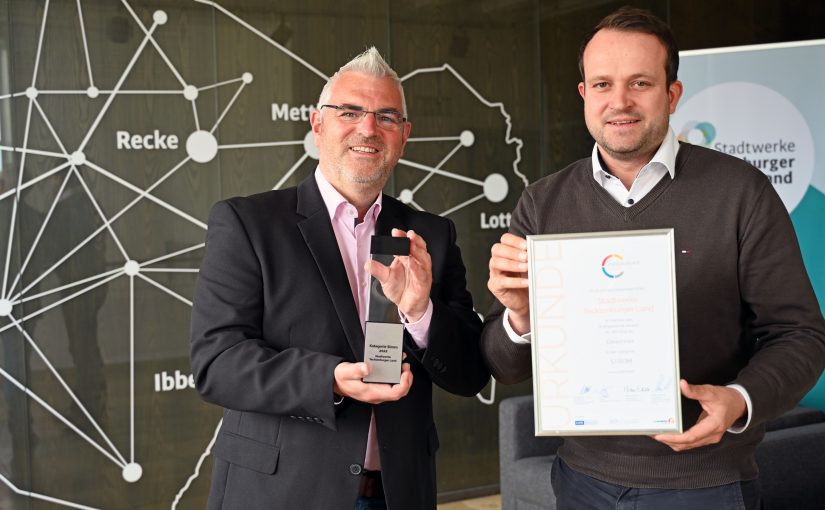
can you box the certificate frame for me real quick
[527,229,681,436]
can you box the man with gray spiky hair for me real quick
[191,47,489,510]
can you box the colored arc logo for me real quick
[677,121,716,146]
[602,253,624,278]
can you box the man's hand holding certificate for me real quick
[490,229,683,436]
[488,233,531,335]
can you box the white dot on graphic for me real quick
[86,86,100,99]
[304,130,319,160]
[460,130,475,147]
[25,87,37,99]
[69,151,86,166]
[242,72,253,84]
[122,463,143,483]
[399,189,413,204]
[183,85,198,101]
[0,299,12,317]
[153,10,167,25]
[483,173,508,203]
[124,260,140,276]
[685,128,705,145]
[186,130,219,163]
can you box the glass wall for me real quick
[0,1,821,507]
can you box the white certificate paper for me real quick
[528,229,681,435]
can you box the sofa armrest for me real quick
[764,405,825,432]
[499,395,562,510]
[499,395,563,463]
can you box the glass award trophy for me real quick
[362,235,409,384]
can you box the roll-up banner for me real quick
[672,40,825,410]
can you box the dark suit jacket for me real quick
[190,175,490,509]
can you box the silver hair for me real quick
[316,46,407,117]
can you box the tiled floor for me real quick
[438,494,501,509]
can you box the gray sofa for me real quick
[499,395,825,509]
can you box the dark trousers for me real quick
[551,457,762,510]
[355,470,387,510]
[355,496,387,510]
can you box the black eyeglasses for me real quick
[320,104,407,131]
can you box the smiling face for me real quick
[578,29,682,171]
[311,71,411,207]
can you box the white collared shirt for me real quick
[590,126,678,206]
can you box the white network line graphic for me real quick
[199,0,523,214]
[0,1,524,508]
[171,418,221,510]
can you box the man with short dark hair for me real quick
[191,47,489,510]
[482,7,825,509]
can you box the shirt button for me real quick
[349,464,363,475]
[627,198,635,205]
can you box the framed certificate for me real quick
[527,229,681,436]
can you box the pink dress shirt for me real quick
[314,169,433,470]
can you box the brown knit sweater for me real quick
[481,142,825,488]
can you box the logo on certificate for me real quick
[601,253,625,279]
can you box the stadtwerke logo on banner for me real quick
[672,81,814,212]
[678,121,716,145]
